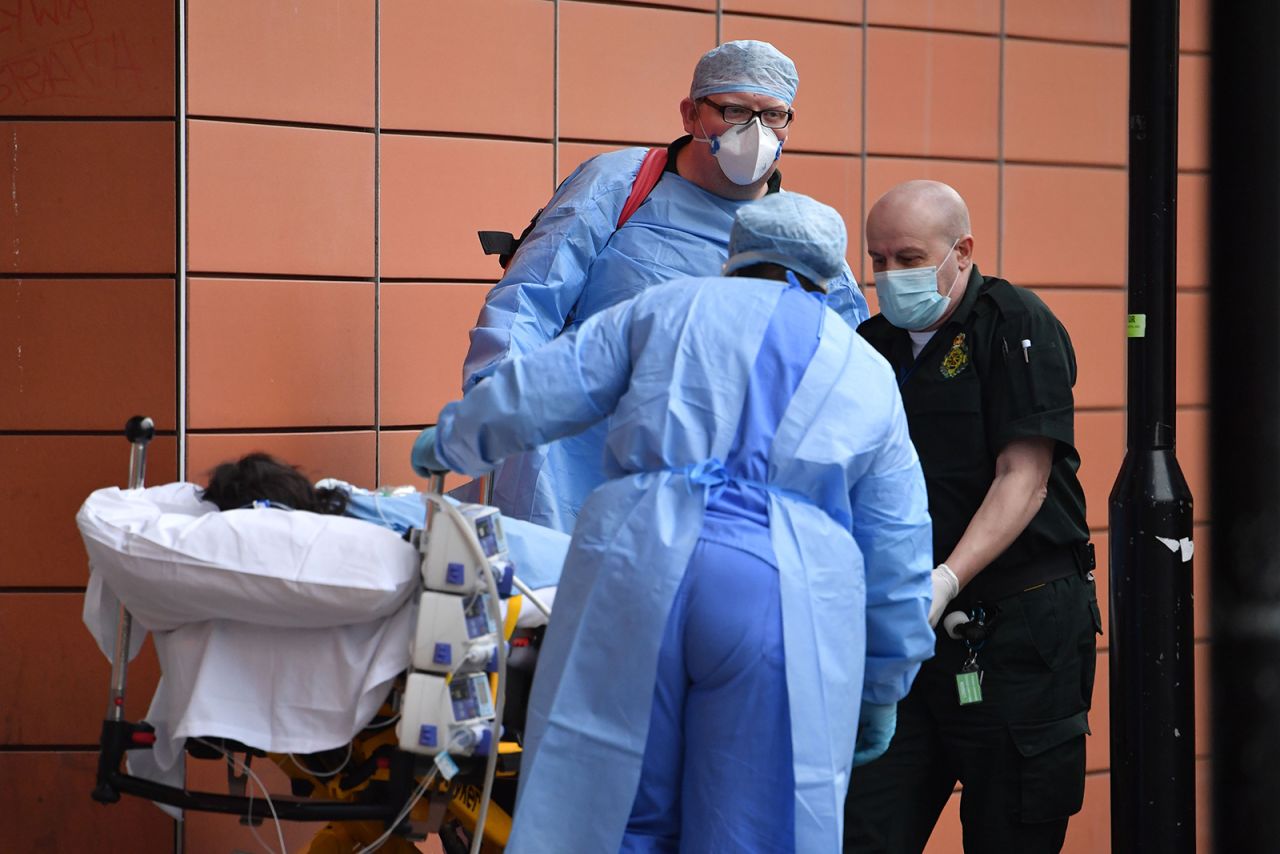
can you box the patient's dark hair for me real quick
[200,453,349,515]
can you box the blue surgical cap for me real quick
[690,40,798,106]
[724,192,847,287]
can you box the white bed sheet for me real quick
[78,483,560,792]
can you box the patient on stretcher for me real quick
[77,454,567,792]
[198,452,354,515]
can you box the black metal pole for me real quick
[1210,1,1280,850]
[1108,1,1196,851]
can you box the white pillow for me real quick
[77,483,420,631]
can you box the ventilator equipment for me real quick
[82,417,561,853]
[399,496,508,765]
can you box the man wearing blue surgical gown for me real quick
[414,194,932,852]
[463,39,869,532]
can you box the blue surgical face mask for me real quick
[874,240,964,331]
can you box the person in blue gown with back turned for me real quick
[461,39,868,533]
[413,193,933,852]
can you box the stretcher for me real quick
[85,417,555,853]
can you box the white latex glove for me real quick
[928,563,961,627]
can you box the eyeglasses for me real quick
[700,97,795,130]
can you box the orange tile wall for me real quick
[2,0,180,849]
[3,1,1209,851]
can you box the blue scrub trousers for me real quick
[622,536,795,853]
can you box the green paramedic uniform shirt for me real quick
[857,266,1088,594]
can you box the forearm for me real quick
[462,285,567,390]
[462,307,518,390]
[944,461,1049,587]
[854,459,936,700]
[441,304,633,474]
[441,341,598,474]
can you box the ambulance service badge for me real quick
[940,333,969,378]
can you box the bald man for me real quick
[844,181,1099,853]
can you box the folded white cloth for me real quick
[78,483,420,632]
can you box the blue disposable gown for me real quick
[462,145,870,531]
[341,490,567,590]
[437,276,932,851]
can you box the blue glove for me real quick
[410,426,448,476]
[851,701,897,767]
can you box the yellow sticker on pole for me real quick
[1127,314,1147,338]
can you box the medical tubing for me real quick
[355,764,439,853]
[355,763,440,850]
[462,643,498,668]
[288,741,355,779]
[417,494,507,854]
[245,784,286,854]
[192,737,287,854]
[466,501,507,854]
[356,729,472,853]
[510,574,552,618]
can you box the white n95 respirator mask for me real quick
[697,117,782,186]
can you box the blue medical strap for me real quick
[681,457,853,536]
[685,457,811,508]
[727,281,824,472]
[713,281,824,515]
[678,281,829,550]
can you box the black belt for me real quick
[954,542,1095,608]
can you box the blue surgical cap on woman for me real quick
[690,40,798,105]
[724,193,847,286]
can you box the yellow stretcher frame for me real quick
[274,595,526,853]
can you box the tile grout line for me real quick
[553,0,561,187]
[173,9,189,846]
[997,0,1006,276]
[177,0,189,483]
[374,0,382,483]
[859,0,868,287]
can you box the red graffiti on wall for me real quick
[0,0,146,109]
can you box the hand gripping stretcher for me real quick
[89,417,549,853]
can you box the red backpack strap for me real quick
[616,148,669,229]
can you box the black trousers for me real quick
[844,570,1102,853]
